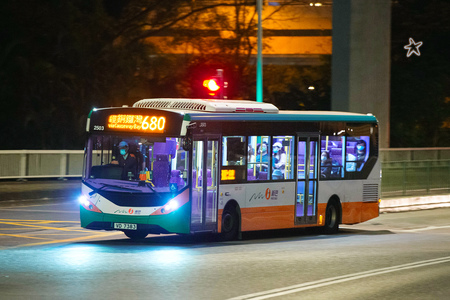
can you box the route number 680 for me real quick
[142,116,165,131]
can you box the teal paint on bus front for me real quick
[80,202,191,234]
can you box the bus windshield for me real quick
[84,135,188,194]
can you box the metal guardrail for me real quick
[380,147,450,162]
[381,160,450,198]
[1,149,449,198]
[0,150,83,179]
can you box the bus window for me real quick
[272,136,294,180]
[320,136,344,179]
[247,136,270,181]
[86,136,188,191]
[346,137,369,172]
[222,136,246,166]
[345,123,377,179]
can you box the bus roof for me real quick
[185,110,378,123]
[133,98,279,113]
[131,98,377,123]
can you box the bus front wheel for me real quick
[323,200,340,234]
[221,206,239,241]
[124,230,148,240]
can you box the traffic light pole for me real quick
[256,0,263,103]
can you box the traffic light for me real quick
[203,79,221,95]
[202,69,227,99]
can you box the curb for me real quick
[380,194,450,213]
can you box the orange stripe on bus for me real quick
[216,201,378,233]
[241,206,294,231]
[342,201,379,224]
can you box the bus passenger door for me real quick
[295,136,319,225]
[191,136,219,232]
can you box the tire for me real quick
[221,206,239,241]
[323,200,340,234]
[124,230,148,240]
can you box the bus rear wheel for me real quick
[221,206,239,241]
[323,200,340,234]
[124,230,148,240]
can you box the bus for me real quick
[79,98,380,240]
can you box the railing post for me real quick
[448,160,450,192]
[20,152,27,178]
[402,161,407,196]
[59,153,67,179]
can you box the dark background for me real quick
[0,0,448,149]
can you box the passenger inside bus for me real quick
[346,139,367,172]
[111,141,138,180]
[248,145,255,165]
[320,151,333,178]
[272,142,286,180]
[256,142,269,172]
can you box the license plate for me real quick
[113,223,137,230]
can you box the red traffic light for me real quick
[203,79,221,92]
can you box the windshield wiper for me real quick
[145,181,161,198]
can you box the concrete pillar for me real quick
[332,0,391,148]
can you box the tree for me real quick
[0,1,177,149]
[0,0,332,149]
[264,58,331,111]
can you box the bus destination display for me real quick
[107,114,166,133]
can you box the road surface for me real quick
[0,197,449,299]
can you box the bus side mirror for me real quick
[181,137,192,151]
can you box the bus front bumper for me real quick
[80,204,190,234]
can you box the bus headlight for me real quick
[78,195,90,207]
[79,195,102,213]
[161,199,179,214]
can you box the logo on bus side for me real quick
[266,188,279,200]
[113,208,136,214]
[249,192,265,202]
[248,189,279,202]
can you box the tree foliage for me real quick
[1,0,447,150]
[0,0,159,149]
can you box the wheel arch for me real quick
[222,199,242,239]
[327,194,342,224]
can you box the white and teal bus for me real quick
[80,98,380,240]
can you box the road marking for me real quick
[0,208,78,213]
[0,201,73,208]
[0,234,49,240]
[396,225,450,232]
[228,256,450,300]
[9,231,123,248]
[22,233,92,236]
[0,218,79,223]
[0,221,87,232]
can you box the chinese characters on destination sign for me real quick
[107,114,166,132]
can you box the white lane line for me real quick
[396,225,450,232]
[228,256,450,300]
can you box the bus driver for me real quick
[111,141,138,180]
